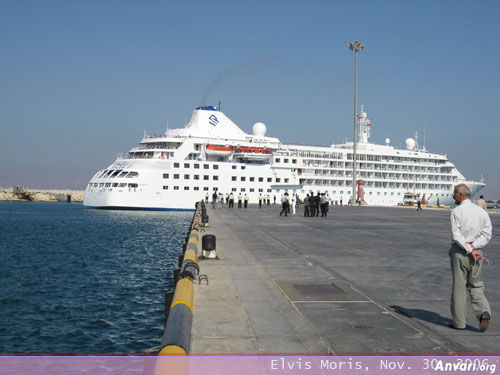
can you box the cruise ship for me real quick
[83,105,484,210]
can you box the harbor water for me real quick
[0,202,192,353]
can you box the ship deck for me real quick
[191,204,500,353]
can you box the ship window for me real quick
[99,183,104,187]
[232,188,237,192]
[284,159,289,163]
[174,186,179,190]
[163,186,168,190]
[194,164,200,169]
[184,163,189,168]
[250,188,255,192]
[128,183,138,188]
[174,174,179,179]
[259,177,264,182]
[127,172,139,178]
[163,173,169,179]
[276,158,281,162]
[194,186,199,191]
[204,175,209,180]
[267,178,272,182]
[232,165,237,169]
[203,187,209,191]
[213,165,219,170]
[284,178,289,183]
[213,176,219,180]
[184,186,189,190]
[112,183,118,187]
[194,175,200,180]
[204,164,209,169]
[241,188,246,192]
[213,187,218,191]
[267,189,272,192]
[105,183,111,187]
[174,163,179,168]
[119,183,126,187]
[250,177,255,182]
[258,188,263,192]
[292,159,297,164]
[111,170,122,177]
[184,174,190,179]
[241,177,246,181]
[276,178,281,183]
[118,171,128,177]
[241,166,245,170]
[232,176,237,181]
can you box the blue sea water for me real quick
[0,202,192,353]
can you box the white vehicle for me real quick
[402,192,420,206]
[84,106,484,211]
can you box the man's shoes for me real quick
[448,323,466,330]
[479,312,490,333]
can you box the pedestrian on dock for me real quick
[212,192,217,209]
[259,194,263,208]
[416,199,422,211]
[315,192,320,217]
[228,192,235,208]
[205,193,209,203]
[477,195,487,211]
[244,194,249,208]
[320,193,327,217]
[237,193,242,208]
[291,194,296,215]
[273,195,276,205]
[303,194,310,217]
[267,194,270,206]
[309,192,316,217]
[279,193,289,216]
[448,184,492,332]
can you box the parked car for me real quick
[486,200,499,209]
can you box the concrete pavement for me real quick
[191,204,500,353]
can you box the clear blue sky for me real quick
[1,0,499,197]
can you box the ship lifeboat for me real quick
[206,144,233,157]
[233,146,272,160]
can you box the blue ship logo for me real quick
[208,115,219,127]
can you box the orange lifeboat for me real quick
[206,144,233,157]
[233,146,272,160]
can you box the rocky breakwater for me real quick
[0,188,85,202]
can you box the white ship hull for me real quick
[83,106,485,211]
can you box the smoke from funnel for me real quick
[201,54,278,105]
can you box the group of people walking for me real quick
[302,192,331,217]
[208,192,275,209]
[278,192,331,217]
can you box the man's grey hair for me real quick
[455,184,471,197]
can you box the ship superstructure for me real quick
[83,106,484,210]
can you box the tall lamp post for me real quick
[349,40,365,203]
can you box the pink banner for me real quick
[0,355,498,375]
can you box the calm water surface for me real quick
[0,202,192,353]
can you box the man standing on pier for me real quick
[448,184,492,332]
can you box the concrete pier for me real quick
[191,204,500,353]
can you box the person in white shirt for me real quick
[291,194,296,215]
[449,184,492,332]
[477,195,487,211]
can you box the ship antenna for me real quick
[218,100,221,111]
[423,126,427,151]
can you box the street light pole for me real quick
[349,40,364,204]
